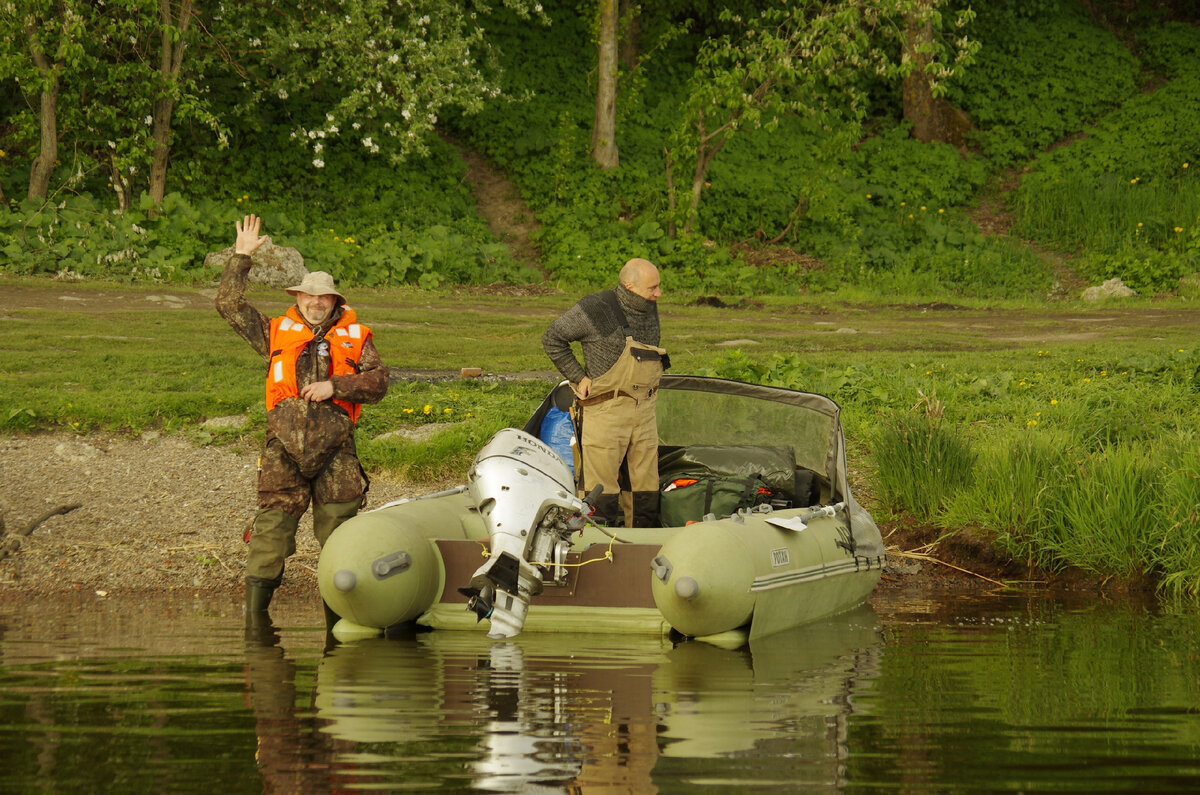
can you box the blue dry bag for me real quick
[539,406,575,478]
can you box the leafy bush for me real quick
[1010,52,1200,290]
[947,0,1139,169]
[871,409,976,522]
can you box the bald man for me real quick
[542,258,669,527]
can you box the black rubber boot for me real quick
[632,490,661,528]
[592,492,623,527]
[244,575,280,629]
[244,577,280,645]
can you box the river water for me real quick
[1,589,1198,792]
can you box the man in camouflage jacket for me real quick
[216,214,389,622]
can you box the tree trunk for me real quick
[619,0,639,70]
[148,96,174,207]
[902,9,971,146]
[26,26,59,202]
[681,111,729,237]
[148,0,192,208]
[664,147,677,238]
[590,0,619,169]
[111,155,131,212]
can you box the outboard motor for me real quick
[458,428,594,639]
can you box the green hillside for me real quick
[1,0,1196,300]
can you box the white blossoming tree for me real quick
[240,0,549,168]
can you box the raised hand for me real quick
[235,214,268,256]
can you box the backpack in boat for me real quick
[660,474,774,527]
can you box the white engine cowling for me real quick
[460,428,587,638]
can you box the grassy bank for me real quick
[4,276,1200,598]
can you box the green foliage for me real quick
[1,0,1196,304]
[1009,44,1200,291]
[1135,21,1200,78]
[853,125,988,210]
[664,1,978,236]
[357,379,550,481]
[947,0,1139,169]
[870,409,977,522]
[0,192,222,281]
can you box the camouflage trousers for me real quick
[245,434,368,583]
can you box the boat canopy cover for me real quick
[524,375,885,559]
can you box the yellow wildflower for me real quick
[423,404,432,415]
[1027,419,1038,428]
[443,408,452,415]
[1175,227,1184,233]
[1050,399,1058,406]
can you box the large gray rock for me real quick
[1081,277,1137,302]
[204,236,308,289]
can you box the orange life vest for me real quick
[266,306,370,422]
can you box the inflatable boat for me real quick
[319,375,886,643]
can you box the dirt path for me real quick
[451,138,547,277]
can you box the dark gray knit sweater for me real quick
[542,284,661,383]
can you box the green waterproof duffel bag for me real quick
[660,474,773,527]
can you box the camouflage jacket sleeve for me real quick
[214,254,271,359]
[331,335,389,405]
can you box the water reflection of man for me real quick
[243,623,343,790]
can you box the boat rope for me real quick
[472,529,620,568]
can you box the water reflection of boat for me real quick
[307,609,885,790]
[653,605,883,762]
[319,377,886,642]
